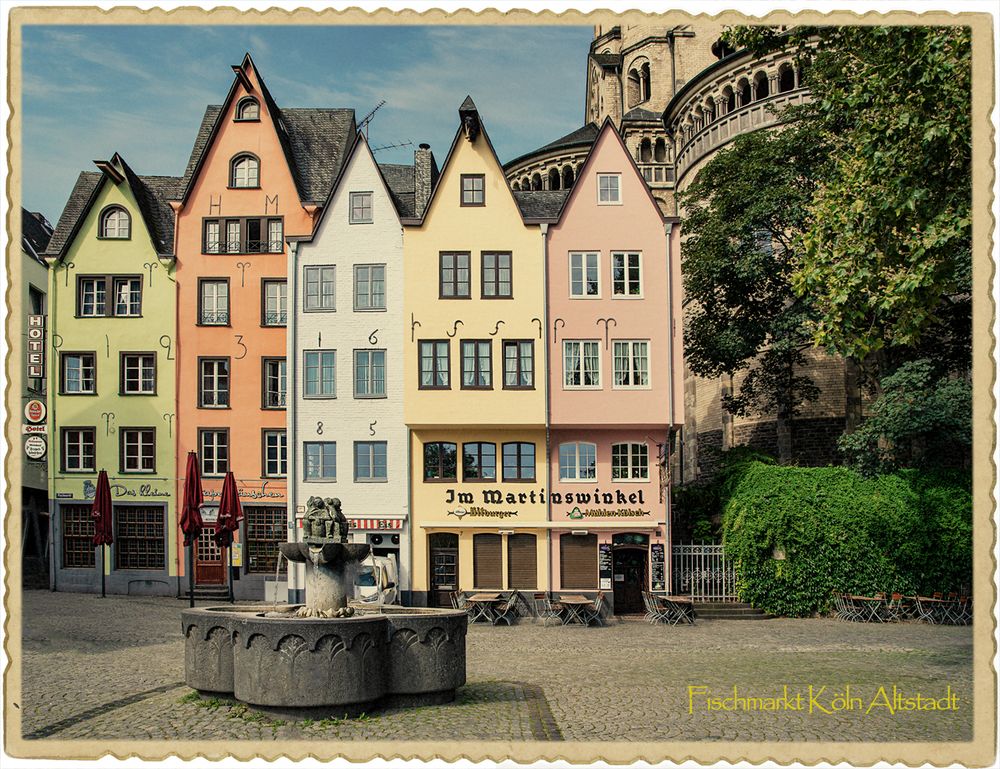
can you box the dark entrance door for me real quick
[195,527,225,585]
[429,532,459,607]
[612,547,647,614]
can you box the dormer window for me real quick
[230,154,260,188]
[235,97,260,121]
[99,206,131,239]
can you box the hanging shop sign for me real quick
[598,543,613,590]
[24,399,46,424]
[651,543,665,591]
[24,435,47,460]
[26,315,45,380]
[22,423,48,435]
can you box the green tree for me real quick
[725,25,972,385]
[678,125,825,460]
[837,359,971,475]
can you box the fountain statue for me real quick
[181,500,467,714]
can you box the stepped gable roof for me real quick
[177,54,356,206]
[504,122,599,171]
[623,106,661,122]
[44,157,183,259]
[378,162,416,218]
[513,190,570,222]
[21,209,53,263]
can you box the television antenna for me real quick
[371,140,413,153]
[358,100,387,137]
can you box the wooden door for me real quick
[195,527,225,585]
[613,548,647,614]
[429,533,459,607]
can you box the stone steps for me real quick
[177,586,231,601]
[694,601,775,620]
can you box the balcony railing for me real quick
[263,311,287,326]
[200,310,230,325]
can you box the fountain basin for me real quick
[181,605,467,710]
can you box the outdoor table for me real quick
[466,593,503,624]
[557,595,591,625]
[916,596,954,625]
[850,595,888,622]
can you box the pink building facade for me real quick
[544,121,683,613]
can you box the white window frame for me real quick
[204,221,221,254]
[354,441,388,483]
[199,359,230,408]
[263,280,287,326]
[113,277,142,316]
[304,265,336,312]
[569,252,601,298]
[263,358,287,409]
[562,339,601,389]
[62,353,96,394]
[303,350,336,398]
[200,279,229,325]
[611,251,643,298]
[121,428,156,474]
[354,349,386,398]
[122,353,155,395]
[304,441,337,481]
[267,219,283,253]
[613,340,651,389]
[612,442,649,481]
[353,264,386,311]
[349,191,373,224]
[79,278,106,317]
[231,155,260,188]
[101,207,131,239]
[597,173,622,205]
[63,428,95,472]
[263,430,287,478]
[200,430,229,477]
[559,442,597,482]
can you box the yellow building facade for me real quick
[403,98,550,606]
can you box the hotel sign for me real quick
[27,315,45,379]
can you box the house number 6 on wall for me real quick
[369,330,378,345]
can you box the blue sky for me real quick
[20,24,592,222]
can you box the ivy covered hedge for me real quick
[721,462,972,617]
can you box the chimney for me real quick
[414,143,437,217]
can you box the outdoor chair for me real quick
[492,592,520,626]
[642,592,662,624]
[534,594,563,627]
[450,591,468,611]
[914,596,940,624]
[885,593,907,622]
[578,591,606,627]
[667,596,696,625]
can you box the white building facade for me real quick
[287,135,410,602]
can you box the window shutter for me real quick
[473,533,502,589]
[560,533,598,589]
[507,534,537,590]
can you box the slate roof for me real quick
[178,104,356,205]
[378,162,416,219]
[44,168,183,258]
[513,189,570,221]
[623,106,661,122]
[504,122,599,171]
[21,209,53,264]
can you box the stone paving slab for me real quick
[15,590,973,743]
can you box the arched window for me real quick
[627,68,641,108]
[693,106,703,132]
[778,63,796,93]
[100,206,130,239]
[704,97,716,123]
[235,96,260,121]
[720,86,735,115]
[640,62,651,102]
[754,71,770,100]
[639,138,652,163]
[521,177,530,190]
[548,168,561,191]
[531,173,542,191]
[561,165,574,189]
[738,78,752,107]
[511,180,520,191]
[230,153,260,188]
[654,138,667,163]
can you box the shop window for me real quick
[507,533,537,590]
[114,505,165,570]
[245,506,285,573]
[473,533,502,589]
[560,533,598,589]
[62,505,95,568]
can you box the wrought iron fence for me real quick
[671,542,737,601]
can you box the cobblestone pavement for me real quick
[17,590,972,743]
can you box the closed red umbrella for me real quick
[214,471,243,603]
[179,451,204,606]
[91,469,113,598]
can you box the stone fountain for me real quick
[181,498,466,713]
